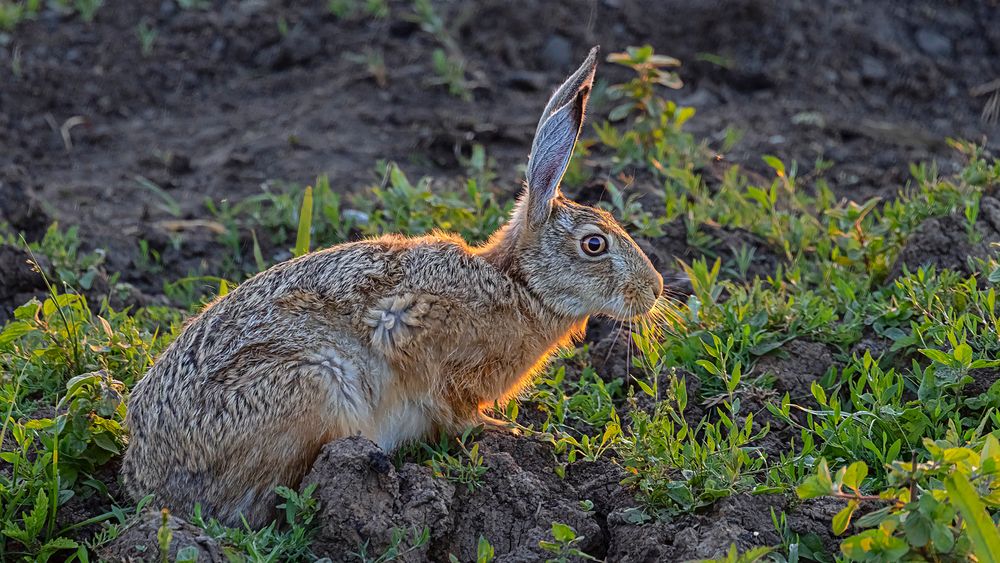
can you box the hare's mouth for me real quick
[603,293,658,321]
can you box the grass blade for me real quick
[944,472,1000,563]
[134,175,182,217]
[294,186,313,258]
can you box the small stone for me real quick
[678,88,719,108]
[791,111,826,128]
[860,56,888,81]
[211,37,226,55]
[841,69,861,88]
[253,44,282,69]
[539,35,573,70]
[255,25,322,69]
[159,0,177,18]
[826,145,850,163]
[915,29,952,57]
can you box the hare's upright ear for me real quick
[524,46,599,228]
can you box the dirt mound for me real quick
[892,195,1000,277]
[966,367,1000,398]
[99,509,225,563]
[607,494,848,562]
[302,432,629,561]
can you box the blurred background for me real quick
[1,0,998,307]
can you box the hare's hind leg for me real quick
[304,339,439,452]
[185,347,378,527]
[298,342,386,435]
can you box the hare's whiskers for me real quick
[604,303,629,369]
[626,304,637,386]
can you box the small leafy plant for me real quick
[423,428,488,490]
[797,434,1000,561]
[538,522,598,563]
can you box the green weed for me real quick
[421,427,488,491]
[352,526,430,563]
[538,522,598,563]
[190,485,321,562]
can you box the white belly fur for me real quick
[312,344,434,451]
[371,395,435,451]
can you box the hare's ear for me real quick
[524,46,599,228]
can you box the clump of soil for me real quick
[892,195,1000,278]
[302,431,628,561]
[966,367,1000,398]
[850,330,894,360]
[99,509,225,562]
[755,339,835,400]
[607,491,854,561]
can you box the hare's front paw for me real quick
[477,413,521,435]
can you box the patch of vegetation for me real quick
[412,427,489,491]
[190,485,321,561]
[0,0,103,30]
[353,526,430,563]
[205,161,509,280]
[797,434,1000,561]
[328,0,389,21]
[538,522,599,562]
[409,0,473,100]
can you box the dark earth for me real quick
[2,0,999,560]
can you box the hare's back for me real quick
[281,234,508,309]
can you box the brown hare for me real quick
[123,46,663,527]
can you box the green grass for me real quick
[2,45,1000,562]
[0,0,103,30]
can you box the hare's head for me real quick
[497,46,663,321]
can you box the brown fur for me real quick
[122,46,663,527]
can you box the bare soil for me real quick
[892,194,1000,278]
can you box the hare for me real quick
[122,46,663,528]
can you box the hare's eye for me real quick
[581,234,608,256]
